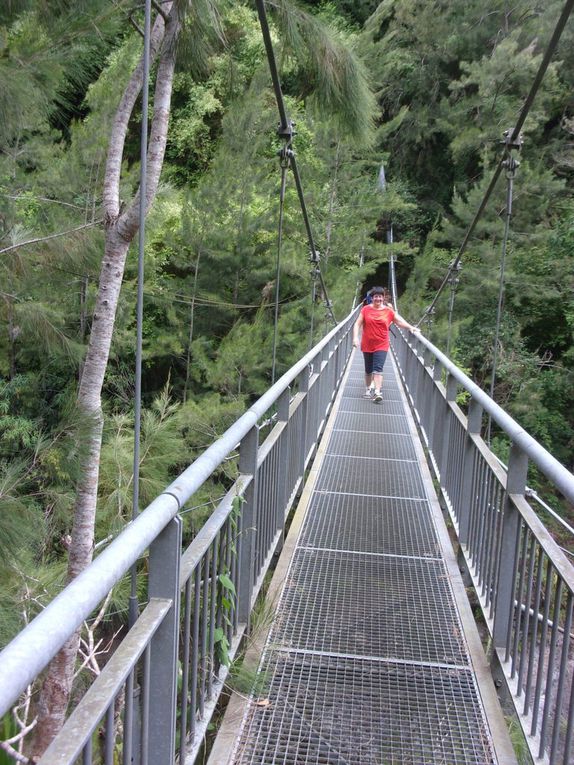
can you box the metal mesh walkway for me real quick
[212,352,514,765]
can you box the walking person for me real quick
[352,287,419,403]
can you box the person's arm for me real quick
[393,313,420,333]
[353,312,364,347]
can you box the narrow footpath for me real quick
[208,350,517,765]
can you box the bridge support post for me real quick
[238,425,259,627]
[459,399,483,544]
[148,516,182,765]
[428,359,443,466]
[437,374,458,497]
[277,386,291,544]
[417,347,434,435]
[493,442,528,655]
[298,365,310,481]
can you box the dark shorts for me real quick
[363,350,387,375]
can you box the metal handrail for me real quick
[391,327,574,765]
[408,331,574,505]
[0,306,359,720]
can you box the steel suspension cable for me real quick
[486,160,517,443]
[418,0,574,327]
[129,0,152,630]
[254,0,337,325]
[271,152,290,384]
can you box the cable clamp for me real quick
[448,259,462,286]
[277,120,296,141]
[278,146,293,168]
[501,128,523,152]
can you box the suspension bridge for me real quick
[1,1,574,764]
[1,319,573,764]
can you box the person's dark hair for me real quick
[370,286,385,295]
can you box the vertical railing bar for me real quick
[104,699,116,765]
[475,454,488,565]
[524,547,545,715]
[255,459,263,577]
[454,417,464,507]
[190,565,201,741]
[238,424,259,626]
[225,518,234,643]
[231,512,239,633]
[487,482,503,610]
[83,737,92,765]
[467,451,482,562]
[141,644,151,765]
[460,399,482,545]
[477,467,490,588]
[482,473,496,603]
[234,489,243,634]
[539,576,564,757]
[122,671,135,765]
[493,442,528,653]
[208,534,219,699]
[549,592,573,765]
[532,559,554,736]
[511,526,529,680]
[105,703,115,765]
[147,516,181,764]
[179,579,192,762]
[505,518,523,663]
[563,660,574,765]
[199,548,211,718]
[489,483,504,618]
[517,534,537,695]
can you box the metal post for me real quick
[237,425,259,625]
[439,374,458,486]
[446,260,462,358]
[429,360,444,466]
[277,387,291,548]
[459,398,483,544]
[298,366,310,480]
[487,145,520,443]
[147,517,182,764]
[493,442,528,650]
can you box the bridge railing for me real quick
[392,329,574,765]
[0,308,358,765]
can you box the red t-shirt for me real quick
[360,305,395,352]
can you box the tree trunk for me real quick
[30,4,179,758]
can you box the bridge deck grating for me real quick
[315,454,426,498]
[299,493,440,558]
[270,548,469,664]
[327,428,418,460]
[234,653,495,765]
[223,354,502,765]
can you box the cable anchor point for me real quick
[447,259,462,286]
[277,120,296,141]
[501,128,523,177]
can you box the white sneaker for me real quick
[373,391,383,403]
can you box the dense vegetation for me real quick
[0,0,573,756]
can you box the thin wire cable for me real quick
[129,0,152,630]
[309,279,316,351]
[254,0,336,325]
[486,163,516,443]
[446,261,462,357]
[271,155,289,384]
[418,0,574,326]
